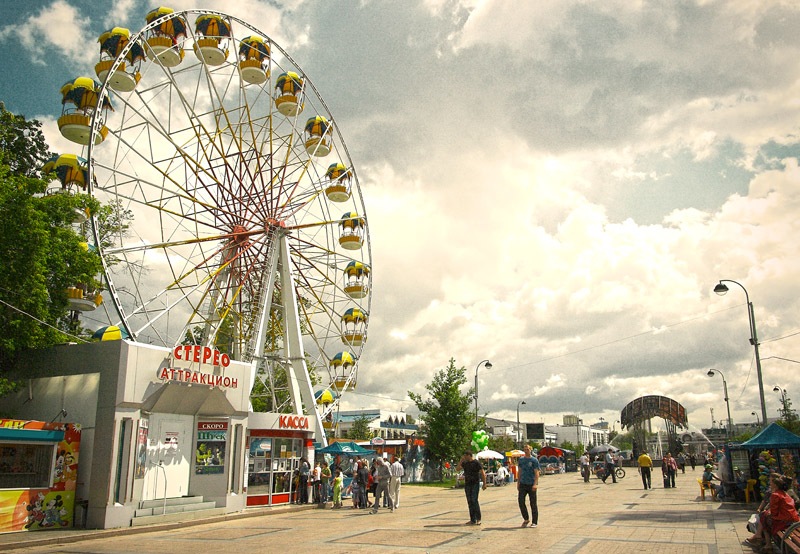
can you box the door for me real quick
[142,414,193,500]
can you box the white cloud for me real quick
[9,0,800,431]
[0,0,95,66]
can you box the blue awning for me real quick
[0,428,64,442]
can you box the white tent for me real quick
[475,449,504,460]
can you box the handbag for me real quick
[746,513,758,534]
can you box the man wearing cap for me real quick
[702,463,722,500]
[458,451,487,525]
[637,451,653,490]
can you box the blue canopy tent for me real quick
[726,423,800,499]
[741,423,800,450]
[316,441,375,499]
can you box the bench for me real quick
[697,478,717,500]
[777,521,800,554]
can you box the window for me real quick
[0,443,55,489]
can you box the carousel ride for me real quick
[45,7,372,442]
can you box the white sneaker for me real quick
[530,523,538,528]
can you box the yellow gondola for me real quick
[41,153,89,191]
[238,36,270,85]
[193,14,231,65]
[338,211,365,250]
[343,261,370,299]
[144,7,187,67]
[341,308,367,347]
[324,162,352,202]
[95,27,145,92]
[274,72,304,116]
[304,115,332,156]
[57,77,112,145]
[330,351,356,390]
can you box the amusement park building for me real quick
[331,409,418,441]
[547,423,609,450]
[1,340,325,530]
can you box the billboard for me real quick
[526,423,545,441]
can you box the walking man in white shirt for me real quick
[389,456,405,511]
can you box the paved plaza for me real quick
[0,470,757,553]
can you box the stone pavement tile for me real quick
[0,471,758,553]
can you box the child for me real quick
[347,478,361,508]
[332,469,343,508]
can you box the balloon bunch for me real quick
[756,450,777,496]
[471,430,489,453]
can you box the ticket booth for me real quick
[245,412,315,506]
[0,420,81,532]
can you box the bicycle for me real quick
[593,463,625,480]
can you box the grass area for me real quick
[405,478,457,488]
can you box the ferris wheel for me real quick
[53,8,372,431]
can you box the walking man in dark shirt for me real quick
[458,451,487,525]
[356,460,370,509]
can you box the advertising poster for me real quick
[195,421,227,475]
[134,419,148,479]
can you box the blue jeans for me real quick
[518,483,538,524]
[464,482,481,523]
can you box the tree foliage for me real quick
[0,104,102,385]
[408,358,475,471]
[776,392,800,435]
[488,433,515,454]
[346,414,374,440]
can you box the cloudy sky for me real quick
[2,0,800,434]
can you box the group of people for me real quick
[577,451,620,483]
[342,456,405,513]
[633,451,686,490]
[291,456,405,511]
[744,472,800,552]
[457,444,540,527]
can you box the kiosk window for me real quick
[0,443,54,489]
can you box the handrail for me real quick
[149,461,168,515]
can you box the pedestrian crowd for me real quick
[303,455,407,513]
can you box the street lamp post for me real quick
[474,359,492,424]
[751,411,760,426]
[516,400,526,448]
[713,279,766,427]
[774,385,788,420]
[707,369,733,439]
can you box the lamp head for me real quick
[713,282,729,296]
[773,386,781,393]
[484,361,493,370]
[521,400,526,406]
[752,411,757,416]
[707,369,716,377]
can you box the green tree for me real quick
[776,392,800,435]
[488,433,515,454]
[408,358,475,476]
[0,104,102,390]
[560,440,583,456]
[346,414,374,440]
[0,102,50,177]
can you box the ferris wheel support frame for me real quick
[246,232,326,445]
